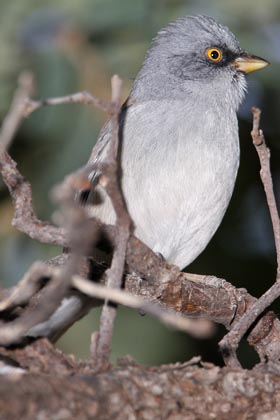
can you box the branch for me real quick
[250,107,280,273]
[1,230,280,366]
[0,72,33,152]
[1,345,280,419]
[0,73,133,368]
[0,72,127,355]
[25,90,113,116]
[71,275,214,338]
[0,261,50,312]
[0,73,67,247]
[90,75,133,371]
[0,74,125,249]
[219,107,280,367]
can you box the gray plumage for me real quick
[28,15,269,340]
[87,15,247,269]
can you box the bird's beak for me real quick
[231,54,270,73]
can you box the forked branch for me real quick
[219,108,280,367]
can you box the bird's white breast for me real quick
[91,99,239,269]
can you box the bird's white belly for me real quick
[91,101,240,269]
[125,136,239,269]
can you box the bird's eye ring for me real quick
[206,48,223,63]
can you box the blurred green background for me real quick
[0,0,279,368]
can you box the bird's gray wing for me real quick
[80,101,129,211]
[87,100,130,182]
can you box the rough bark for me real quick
[0,339,279,420]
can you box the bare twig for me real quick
[25,91,113,116]
[0,73,67,247]
[0,261,50,312]
[0,72,123,348]
[250,108,280,275]
[0,152,67,246]
[91,75,133,370]
[0,73,125,249]
[1,232,280,361]
[0,202,89,347]
[0,137,99,345]
[72,275,214,338]
[0,256,215,346]
[219,107,280,367]
[0,270,72,346]
[0,72,133,361]
[0,183,99,346]
[0,72,34,153]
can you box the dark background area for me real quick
[0,0,279,367]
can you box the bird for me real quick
[27,15,269,340]
[85,15,269,270]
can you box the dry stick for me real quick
[0,178,95,346]
[219,107,280,367]
[251,108,280,273]
[0,152,67,246]
[0,178,101,346]
[91,76,133,370]
[71,275,214,338]
[0,76,119,247]
[25,91,113,116]
[0,237,279,352]
[0,284,73,346]
[4,73,130,365]
[0,73,67,247]
[0,73,101,343]
[0,262,76,346]
[0,72,33,152]
[0,73,71,343]
[0,261,49,312]
[0,257,212,338]
[0,255,211,345]
[0,73,131,354]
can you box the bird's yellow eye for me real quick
[206,48,223,62]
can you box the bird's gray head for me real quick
[131,15,268,110]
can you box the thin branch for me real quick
[1,234,280,361]
[0,152,67,246]
[0,268,72,346]
[0,261,49,312]
[251,107,280,275]
[0,72,34,153]
[219,107,280,367]
[0,72,111,346]
[0,72,132,361]
[0,258,214,346]
[25,91,113,116]
[72,275,214,338]
[0,176,100,345]
[91,75,133,370]
[0,73,67,247]
[0,73,125,249]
